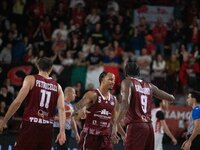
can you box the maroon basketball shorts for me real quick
[78,132,113,150]
[14,121,53,150]
[125,122,154,150]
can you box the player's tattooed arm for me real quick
[150,83,175,102]
[73,91,96,116]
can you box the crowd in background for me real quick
[0,0,200,137]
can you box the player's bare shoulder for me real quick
[23,75,35,90]
[84,90,98,104]
[121,78,133,88]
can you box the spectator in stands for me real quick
[42,15,52,41]
[85,8,101,34]
[82,37,95,58]
[145,34,156,56]
[169,19,185,54]
[69,0,85,9]
[11,38,26,63]
[137,47,152,82]
[179,53,190,93]
[86,45,102,70]
[165,53,180,94]
[29,0,46,20]
[90,23,106,48]
[112,24,124,45]
[75,51,87,66]
[0,42,12,64]
[53,1,68,21]
[0,85,13,110]
[107,0,119,16]
[126,26,144,55]
[52,21,68,50]
[186,57,200,90]
[58,50,75,66]
[113,40,124,58]
[32,20,48,45]
[103,46,121,67]
[151,54,166,89]
[187,17,200,52]
[3,78,14,96]
[71,4,86,28]
[152,17,167,56]
[68,35,82,58]
[137,16,150,37]
[0,101,6,117]
[52,31,67,54]
[12,0,26,31]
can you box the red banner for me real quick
[165,105,192,138]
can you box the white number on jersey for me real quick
[141,95,147,113]
[40,89,51,108]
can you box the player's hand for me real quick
[181,140,191,150]
[55,131,66,145]
[75,133,80,143]
[172,137,177,145]
[75,107,90,120]
[111,124,119,144]
[121,134,126,143]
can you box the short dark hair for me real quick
[125,62,140,77]
[190,90,200,103]
[99,71,109,85]
[36,57,53,72]
[153,98,162,108]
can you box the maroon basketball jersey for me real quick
[23,75,58,125]
[83,89,115,135]
[125,78,153,124]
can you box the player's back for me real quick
[125,78,153,124]
[23,74,59,125]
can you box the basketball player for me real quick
[112,62,175,150]
[74,71,125,150]
[151,98,177,150]
[53,86,80,150]
[0,57,66,150]
[181,90,200,150]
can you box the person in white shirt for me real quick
[151,98,177,150]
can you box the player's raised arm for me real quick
[150,83,175,102]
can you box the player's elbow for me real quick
[169,94,175,102]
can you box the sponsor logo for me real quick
[29,117,53,124]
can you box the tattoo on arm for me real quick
[74,91,95,112]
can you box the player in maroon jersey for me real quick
[74,71,125,150]
[111,62,175,150]
[0,57,66,150]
